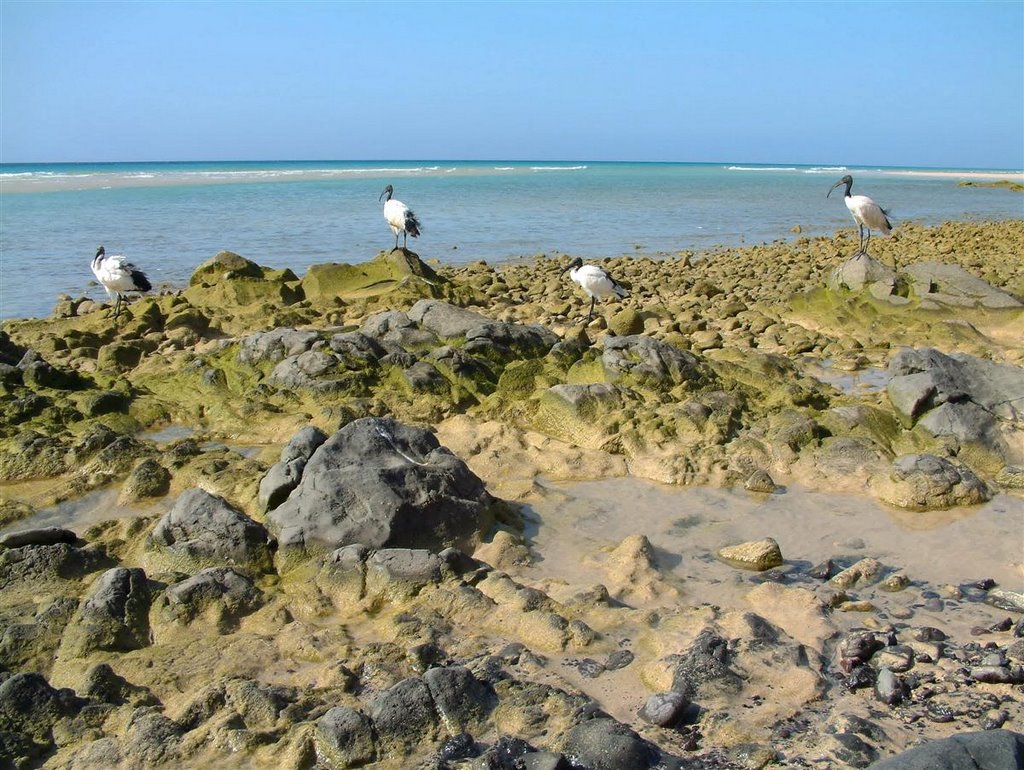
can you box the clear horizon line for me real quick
[2,157,1023,174]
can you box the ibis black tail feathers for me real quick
[129,267,152,292]
[405,211,422,239]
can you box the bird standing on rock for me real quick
[561,257,629,323]
[828,174,893,258]
[90,246,151,318]
[379,185,422,250]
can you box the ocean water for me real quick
[1,160,1021,320]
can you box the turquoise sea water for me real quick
[1,160,1022,320]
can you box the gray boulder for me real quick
[328,331,388,365]
[238,328,319,364]
[315,706,376,767]
[0,541,107,588]
[887,348,1024,464]
[0,672,84,743]
[409,300,492,338]
[365,548,443,599]
[121,707,183,766]
[369,677,439,752]
[148,488,273,574]
[362,310,439,348]
[422,665,495,732]
[464,321,559,362]
[59,567,151,658]
[154,567,264,633]
[904,262,1023,310]
[268,350,339,390]
[866,729,1024,769]
[560,717,659,770]
[258,425,329,512]
[0,527,77,549]
[602,335,707,387]
[267,417,496,561]
[638,691,691,727]
[829,253,898,293]
[872,453,991,510]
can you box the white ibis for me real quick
[561,257,629,323]
[828,175,893,256]
[378,185,422,250]
[90,246,151,318]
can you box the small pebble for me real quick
[638,691,690,727]
[604,649,634,670]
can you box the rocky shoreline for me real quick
[0,220,1022,769]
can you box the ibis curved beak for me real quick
[379,185,393,203]
[827,180,842,198]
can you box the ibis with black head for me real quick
[828,174,893,257]
[90,246,152,319]
[561,257,629,323]
[379,185,422,250]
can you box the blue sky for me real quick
[1,0,1022,168]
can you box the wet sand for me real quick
[520,477,1023,603]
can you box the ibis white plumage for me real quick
[379,185,422,250]
[828,175,893,256]
[90,246,152,318]
[561,257,629,322]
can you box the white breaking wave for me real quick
[804,166,848,174]
[530,165,587,171]
[726,166,798,172]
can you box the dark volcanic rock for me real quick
[0,672,84,742]
[422,665,495,732]
[0,540,107,589]
[671,627,744,699]
[148,488,273,574]
[267,417,496,560]
[315,706,376,768]
[258,425,329,513]
[887,347,1024,464]
[464,321,559,362]
[561,717,659,770]
[59,567,151,657]
[839,631,885,673]
[0,527,77,549]
[866,729,1024,769]
[81,663,159,707]
[155,567,264,633]
[369,676,439,752]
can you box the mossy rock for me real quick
[0,498,37,528]
[301,249,444,303]
[189,251,265,285]
[97,340,155,371]
[164,306,210,334]
[496,359,547,399]
[78,389,130,417]
[183,278,302,312]
[531,383,625,449]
